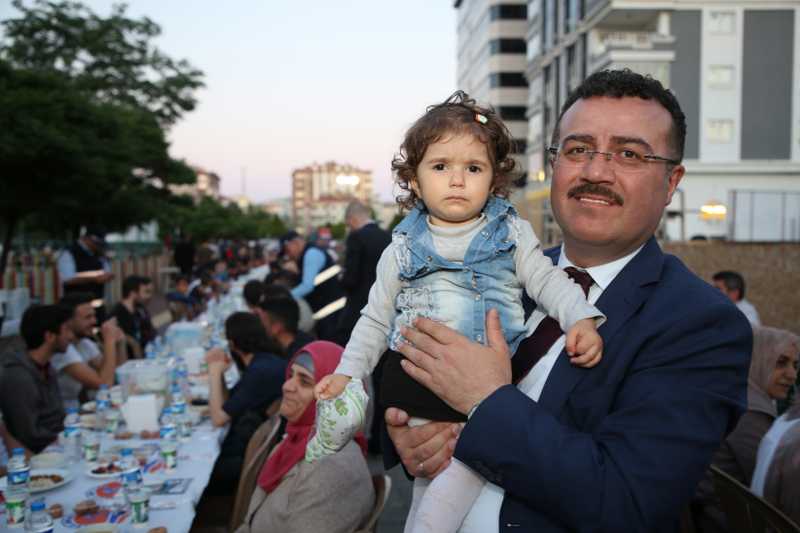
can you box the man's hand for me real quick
[385,407,458,479]
[204,347,227,366]
[397,308,512,414]
[98,272,115,283]
[100,318,124,343]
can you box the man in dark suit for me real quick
[336,200,392,344]
[385,70,752,532]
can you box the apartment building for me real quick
[525,0,800,243]
[291,161,373,231]
[455,0,530,191]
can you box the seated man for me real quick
[712,270,761,326]
[0,305,73,453]
[110,275,156,356]
[255,284,315,358]
[54,292,124,408]
[166,275,197,320]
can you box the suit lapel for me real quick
[537,237,664,416]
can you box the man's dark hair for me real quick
[225,311,285,360]
[712,271,746,299]
[243,280,265,308]
[59,292,96,316]
[257,284,299,334]
[552,69,687,163]
[122,275,149,298]
[20,304,73,350]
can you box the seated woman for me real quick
[750,330,799,521]
[693,326,799,532]
[205,312,287,494]
[236,341,374,533]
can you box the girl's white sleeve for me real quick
[512,216,605,330]
[334,244,402,379]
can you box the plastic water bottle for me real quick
[24,500,53,533]
[7,448,30,488]
[171,383,187,415]
[96,383,110,428]
[119,448,144,501]
[159,407,179,470]
[5,449,30,528]
[144,341,157,359]
[63,407,82,462]
[159,407,178,443]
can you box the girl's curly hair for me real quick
[392,91,518,210]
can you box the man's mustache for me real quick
[567,183,624,206]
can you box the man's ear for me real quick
[664,164,685,206]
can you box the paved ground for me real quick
[369,457,412,532]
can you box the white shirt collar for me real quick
[557,243,645,291]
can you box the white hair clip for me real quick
[475,113,488,124]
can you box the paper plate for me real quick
[0,468,73,493]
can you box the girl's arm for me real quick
[512,217,604,331]
[335,244,402,379]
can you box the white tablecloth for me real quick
[1,423,226,531]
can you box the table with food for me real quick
[0,267,267,532]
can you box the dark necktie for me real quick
[511,267,594,384]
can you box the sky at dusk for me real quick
[1,1,458,203]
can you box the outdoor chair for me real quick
[230,415,282,531]
[354,474,393,533]
[709,464,800,533]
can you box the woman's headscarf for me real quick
[257,341,365,493]
[748,327,797,417]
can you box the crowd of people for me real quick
[1,68,798,533]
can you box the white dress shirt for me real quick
[459,244,644,533]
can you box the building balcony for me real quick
[588,29,675,77]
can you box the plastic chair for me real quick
[709,464,800,533]
[229,417,282,532]
[354,474,392,533]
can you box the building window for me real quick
[489,38,527,54]
[499,106,528,121]
[708,11,735,34]
[706,119,734,143]
[708,65,735,89]
[490,72,529,87]
[489,4,527,20]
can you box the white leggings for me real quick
[404,418,484,533]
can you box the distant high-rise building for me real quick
[291,162,373,231]
[454,0,529,188]
[526,0,800,243]
[169,166,221,204]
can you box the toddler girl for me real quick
[308,91,605,533]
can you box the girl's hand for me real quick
[565,319,603,368]
[314,373,351,400]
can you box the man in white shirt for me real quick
[52,292,124,409]
[712,270,761,326]
[384,70,751,532]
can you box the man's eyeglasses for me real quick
[547,145,680,171]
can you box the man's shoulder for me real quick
[51,345,84,371]
[0,350,34,388]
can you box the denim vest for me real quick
[389,196,528,353]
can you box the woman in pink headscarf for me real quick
[236,341,374,533]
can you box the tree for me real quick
[159,198,288,243]
[1,0,204,126]
[0,61,195,277]
[0,1,204,278]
